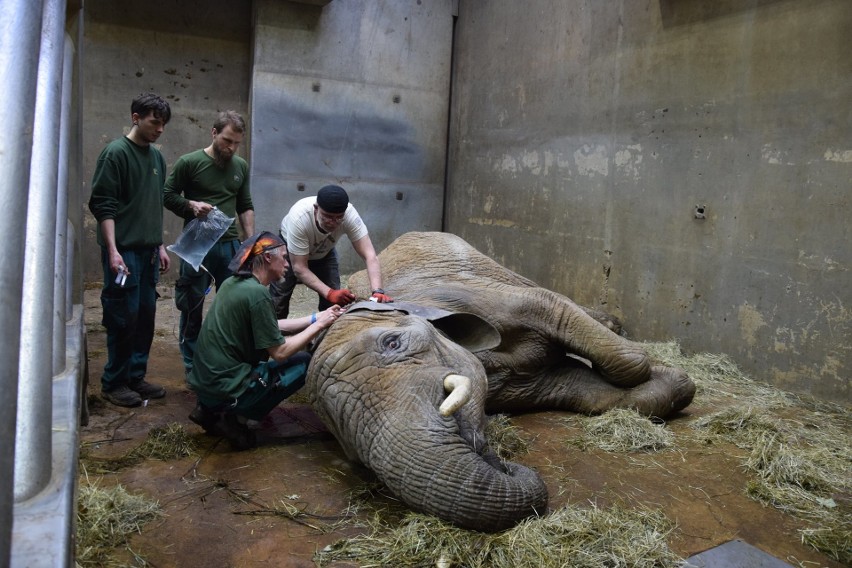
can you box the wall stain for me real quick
[483,194,495,214]
[468,217,517,228]
[823,149,852,163]
[737,303,767,349]
[573,144,609,177]
[614,144,643,181]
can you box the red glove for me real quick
[371,291,393,303]
[326,288,356,305]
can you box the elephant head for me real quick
[307,305,549,532]
[306,231,695,532]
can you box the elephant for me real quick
[305,231,695,532]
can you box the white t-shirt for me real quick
[280,197,369,260]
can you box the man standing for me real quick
[88,92,172,407]
[188,232,342,450]
[164,111,254,377]
[270,184,393,319]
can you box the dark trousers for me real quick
[269,248,340,319]
[99,247,160,391]
[174,239,240,375]
[197,352,312,421]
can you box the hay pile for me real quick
[485,413,531,460]
[76,423,197,565]
[569,408,673,453]
[81,422,197,473]
[692,405,851,563]
[315,502,681,568]
[641,340,789,406]
[646,340,850,564]
[76,479,161,567]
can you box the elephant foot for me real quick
[582,306,623,335]
[624,365,696,419]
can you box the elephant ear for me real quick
[429,312,501,352]
[346,300,501,352]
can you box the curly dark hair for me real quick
[131,92,171,124]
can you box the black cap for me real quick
[316,185,349,214]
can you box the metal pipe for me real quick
[53,35,75,376]
[15,0,66,503]
[0,0,44,562]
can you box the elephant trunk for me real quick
[369,420,548,532]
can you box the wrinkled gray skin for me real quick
[307,232,695,532]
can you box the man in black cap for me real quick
[187,231,342,449]
[270,184,392,318]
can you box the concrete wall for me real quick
[447,0,851,399]
[249,0,454,273]
[78,0,849,400]
[80,0,253,278]
[80,0,454,279]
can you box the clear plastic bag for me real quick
[167,207,235,271]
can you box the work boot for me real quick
[129,379,166,400]
[102,385,142,408]
[218,413,257,451]
[189,403,224,436]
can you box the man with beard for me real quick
[164,110,255,378]
[88,92,172,407]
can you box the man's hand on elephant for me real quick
[315,305,343,329]
[370,289,393,303]
[326,288,356,306]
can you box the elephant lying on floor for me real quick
[306,231,695,532]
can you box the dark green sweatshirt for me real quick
[163,149,252,242]
[88,136,167,249]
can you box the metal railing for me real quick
[0,0,85,566]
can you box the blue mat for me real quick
[686,540,794,568]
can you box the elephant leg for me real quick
[486,359,695,419]
[503,289,653,388]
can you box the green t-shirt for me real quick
[188,276,284,401]
[88,136,167,248]
[163,149,252,242]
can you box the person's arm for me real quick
[164,159,212,219]
[235,165,254,237]
[99,218,126,275]
[238,209,255,239]
[351,234,382,291]
[158,244,171,274]
[292,250,356,305]
[89,150,124,274]
[351,234,392,302]
[266,305,340,362]
[291,253,333,299]
[278,305,342,334]
[163,162,190,218]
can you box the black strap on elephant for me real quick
[338,300,501,353]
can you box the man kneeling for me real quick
[187,231,342,450]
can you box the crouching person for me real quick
[187,231,341,450]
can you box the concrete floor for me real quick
[79,286,846,568]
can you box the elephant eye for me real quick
[381,333,402,351]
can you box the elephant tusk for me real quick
[439,374,472,416]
